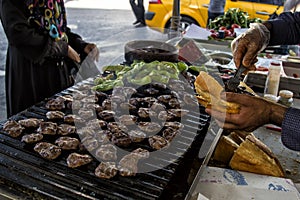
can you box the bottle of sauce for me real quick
[264,61,281,96]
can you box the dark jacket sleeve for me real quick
[0,0,68,63]
[66,27,88,58]
[281,107,300,151]
[268,12,300,46]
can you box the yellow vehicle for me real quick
[145,0,284,32]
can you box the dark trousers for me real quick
[130,0,145,24]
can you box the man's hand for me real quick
[68,45,80,63]
[205,92,281,132]
[231,23,270,72]
[84,43,100,62]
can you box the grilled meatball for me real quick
[98,110,115,121]
[64,114,85,124]
[119,148,149,176]
[118,115,137,126]
[78,109,94,119]
[81,95,98,104]
[102,99,112,110]
[182,92,198,106]
[72,90,86,100]
[86,119,102,130]
[139,97,157,107]
[127,130,146,143]
[168,79,186,91]
[162,128,180,142]
[77,84,91,91]
[21,133,43,144]
[46,111,65,120]
[138,122,161,133]
[129,98,139,107]
[144,87,160,95]
[81,136,99,151]
[68,100,82,110]
[107,122,128,133]
[57,94,73,103]
[168,109,189,118]
[95,162,118,179]
[55,137,80,150]
[112,86,137,97]
[111,132,131,147]
[3,120,24,137]
[168,98,181,108]
[131,148,150,159]
[110,95,126,105]
[37,121,57,135]
[149,135,169,150]
[119,102,137,111]
[163,122,184,130]
[66,153,93,168]
[151,82,167,90]
[150,102,166,113]
[96,131,110,144]
[137,108,156,119]
[158,111,168,121]
[157,95,172,103]
[18,118,43,128]
[95,144,117,161]
[45,98,65,110]
[95,91,108,99]
[158,111,178,121]
[57,124,76,135]
[34,142,61,160]
[77,127,95,138]
[118,154,139,176]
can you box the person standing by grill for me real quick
[0,0,99,117]
[130,0,146,27]
[207,0,226,27]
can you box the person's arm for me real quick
[0,0,68,63]
[266,12,300,45]
[231,12,300,71]
[205,92,300,151]
[66,28,88,58]
[66,28,99,62]
[281,107,300,151]
[205,92,285,131]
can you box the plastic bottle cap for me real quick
[264,94,278,102]
[279,90,293,98]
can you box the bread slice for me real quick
[228,131,245,145]
[212,135,240,165]
[194,71,241,114]
[229,134,285,177]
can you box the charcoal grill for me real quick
[0,73,210,199]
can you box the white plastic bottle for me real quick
[264,61,281,97]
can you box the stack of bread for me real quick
[212,131,285,177]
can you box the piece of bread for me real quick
[228,131,245,145]
[229,133,285,177]
[194,71,240,113]
[212,135,240,164]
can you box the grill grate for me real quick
[0,76,210,199]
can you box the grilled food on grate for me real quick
[3,120,24,137]
[34,142,61,160]
[66,152,93,168]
